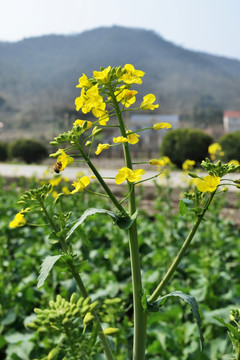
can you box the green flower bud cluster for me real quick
[26,293,98,335]
[201,158,240,177]
[17,184,52,206]
[230,309,240,321]
[26,294,100,360]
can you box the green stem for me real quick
[148,191,216,303]
[236,349,240,360]
[75,142,127,215]
[110,86,147,360]
[39,197,114,360]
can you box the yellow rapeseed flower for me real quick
[76,73,92,88]
[115,167,145,185]
[182,159,196,171]
[208,143,222,160]
[61,186,70,195]
[118,64,145,85]
[95,143,110,155]
[126,130,139,144]
[49,176,62,187]
[114,86,138,108]
[73,119,93,131]
[9,210,26,228]
[228,160,240,166]
[153,122,172,130]
[93,66,111,84]
[71,176,90,194]
[140,94,159,110]
[56,149,74,172]
[113,136,128,143]
[195,175,220,193]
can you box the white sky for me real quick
[0,0,239,60]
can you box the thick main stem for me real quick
[148,192,216,303]
[110,88,147,359]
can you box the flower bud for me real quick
[47,347,59,360]
[70,293,78,304]
[103,327,119,335]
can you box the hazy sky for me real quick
[1,0,239,60]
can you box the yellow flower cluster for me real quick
[118,64,145,85]
[208,143,224,161]
[115,167,145,185]
[182,159,196,171]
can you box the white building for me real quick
[223,111,240,132]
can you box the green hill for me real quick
[0,25,240,138]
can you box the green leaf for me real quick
[179,200,187,215]
[66,208,137,240]
[37,255,62,288]
[147,290,204,350]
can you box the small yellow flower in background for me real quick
[208,143,222,161]
[51,190,58,198]
[73,119,93,131]
[153,122,172,130]
[62,186,70,195]
[76,73,92,88]
[126,130,139,145]
[113,136,128,143]
[49,176,62,187]
[93,66,111,84]
[71,176,90,194]
[149,159,165,166]
[95,143,110,155]
[159,156,171,166]
[114,86,138,107]
[182,159,196,171]
[118,64,145,85]
[56,149,74,172]
[90,175,96,179]
[9,210,26,228]
[103,327,119,335]
[140,94,159,110]
[195,175,220,193]
[115,167,145,185]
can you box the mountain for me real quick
[0,26,240,138]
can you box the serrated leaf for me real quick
[37,255,62,288]
[148,291,204,350]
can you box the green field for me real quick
[1,175,240,359]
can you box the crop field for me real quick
[1,174,240,360]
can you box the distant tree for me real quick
[191,94,223,128]
[10,139,48,164]
[0,94,6,108]
[0,142,8,161]
[219,131,240,162]
[161,128,213,168]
